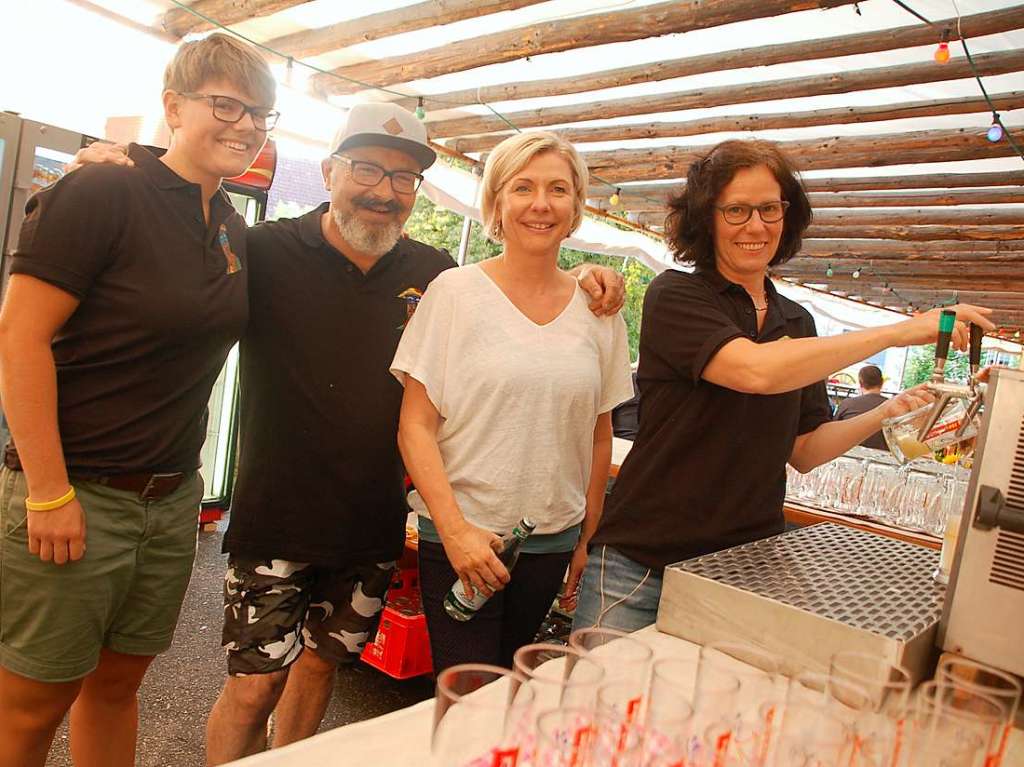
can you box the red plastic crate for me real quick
[361,603,432,679]
[360,567,432,678]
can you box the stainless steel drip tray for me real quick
[657,523,944,682]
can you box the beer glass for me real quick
[828,651,910,767]
[908,681,1003,767]
[569,628,653,721]
[882,398,979,465]
[432,664,534,767]
[534,707,598,767]
[936,658,1021,767]
[772,704,855,767]
[699,642,786,766]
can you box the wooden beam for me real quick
[161,0,307,37]
[801,286,1024,306]
[803,225,1024,241]
[310,0,859,96]
[614,188,1024,214]
[266,0,545,60]
[779,274,1024,292]
[402,4,1024,112]
[593,171,1024,199]
[451,91,1024,153]
[812,210,1024,226]
[794,249,1024,263]
[808,188,1024,208]
[800,239,1024,256]
[779,258,1024,277]
[584,126,1022,183]
[638,209,1024,228]
[428,49,1024,139]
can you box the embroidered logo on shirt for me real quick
[218,224,242,275]
[396,287,423,330]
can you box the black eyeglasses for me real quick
[332,155,424,194]
[715,201,789,225]
[179,93,280,131]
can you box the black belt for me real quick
[3,451,186,501]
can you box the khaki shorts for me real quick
[0,467,204,682]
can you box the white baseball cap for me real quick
[329,102,436,170]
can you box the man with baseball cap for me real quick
[196,102,625,762]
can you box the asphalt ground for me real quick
[46,524,436,767]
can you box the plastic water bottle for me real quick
[443,517,535,622]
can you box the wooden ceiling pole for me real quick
[587,126,1023,183]
[593,171,1024,199]
[451,91,1024,153]
[161,0,308,37]
[266,0,546,59]
[800,239,1024,256]
[311,0,859,96]
[400,5,1024,113]
[804,224,1024,241]
[427,49,1024,138]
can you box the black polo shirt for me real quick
[591,266,832,569]
[8,144,248,473]
[224,203,456,566]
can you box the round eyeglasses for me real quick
[715,201,789,225]
[332,154,424,194]
[180,93,280,132]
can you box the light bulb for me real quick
[987,122,1004,142]
[415,105,426,120]
[852,269,861,279]
[934,42,950,64]
[825,265,834,278]
[609,192,620,206]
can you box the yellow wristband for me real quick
[25,486,76,512]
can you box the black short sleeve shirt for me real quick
[8,144,248,473]
[224,203,456,566]
[835,392,888,450]
[591,267,832,569]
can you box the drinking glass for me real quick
[432,664,535,767]
[534,706,597,767]
[772,704,855,767]
[829,651,911,766]
[936,657,1022,767]
[569,628,654,720]
[699,642,786,766]
[909,680,1004,767]
[644,658,698,767]
[857,462,900,522]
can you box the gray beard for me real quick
[331,207,402,258]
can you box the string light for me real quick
[609,189,621,206]
[415,98,426,121]
[852,269,861,279]
[934,27,951,64]
[825,263,834,278]
[987,119,1004,143]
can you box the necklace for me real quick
[751,292,769,312]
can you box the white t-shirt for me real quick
[390,263,634,536]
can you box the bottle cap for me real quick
[519,517,536,532]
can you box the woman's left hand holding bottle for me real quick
[440,519,510,599]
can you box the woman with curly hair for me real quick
[571,139,992,633]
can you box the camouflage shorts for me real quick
[222,556,395,676]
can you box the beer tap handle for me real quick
[969,322,983,379]
[931,309,957,384]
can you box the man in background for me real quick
[834,364,888,450]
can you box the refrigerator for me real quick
[0,112,276,517]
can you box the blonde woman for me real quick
[392,132,633,672]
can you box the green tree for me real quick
[901,344,970,389]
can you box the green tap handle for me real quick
[935,309,957,366]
